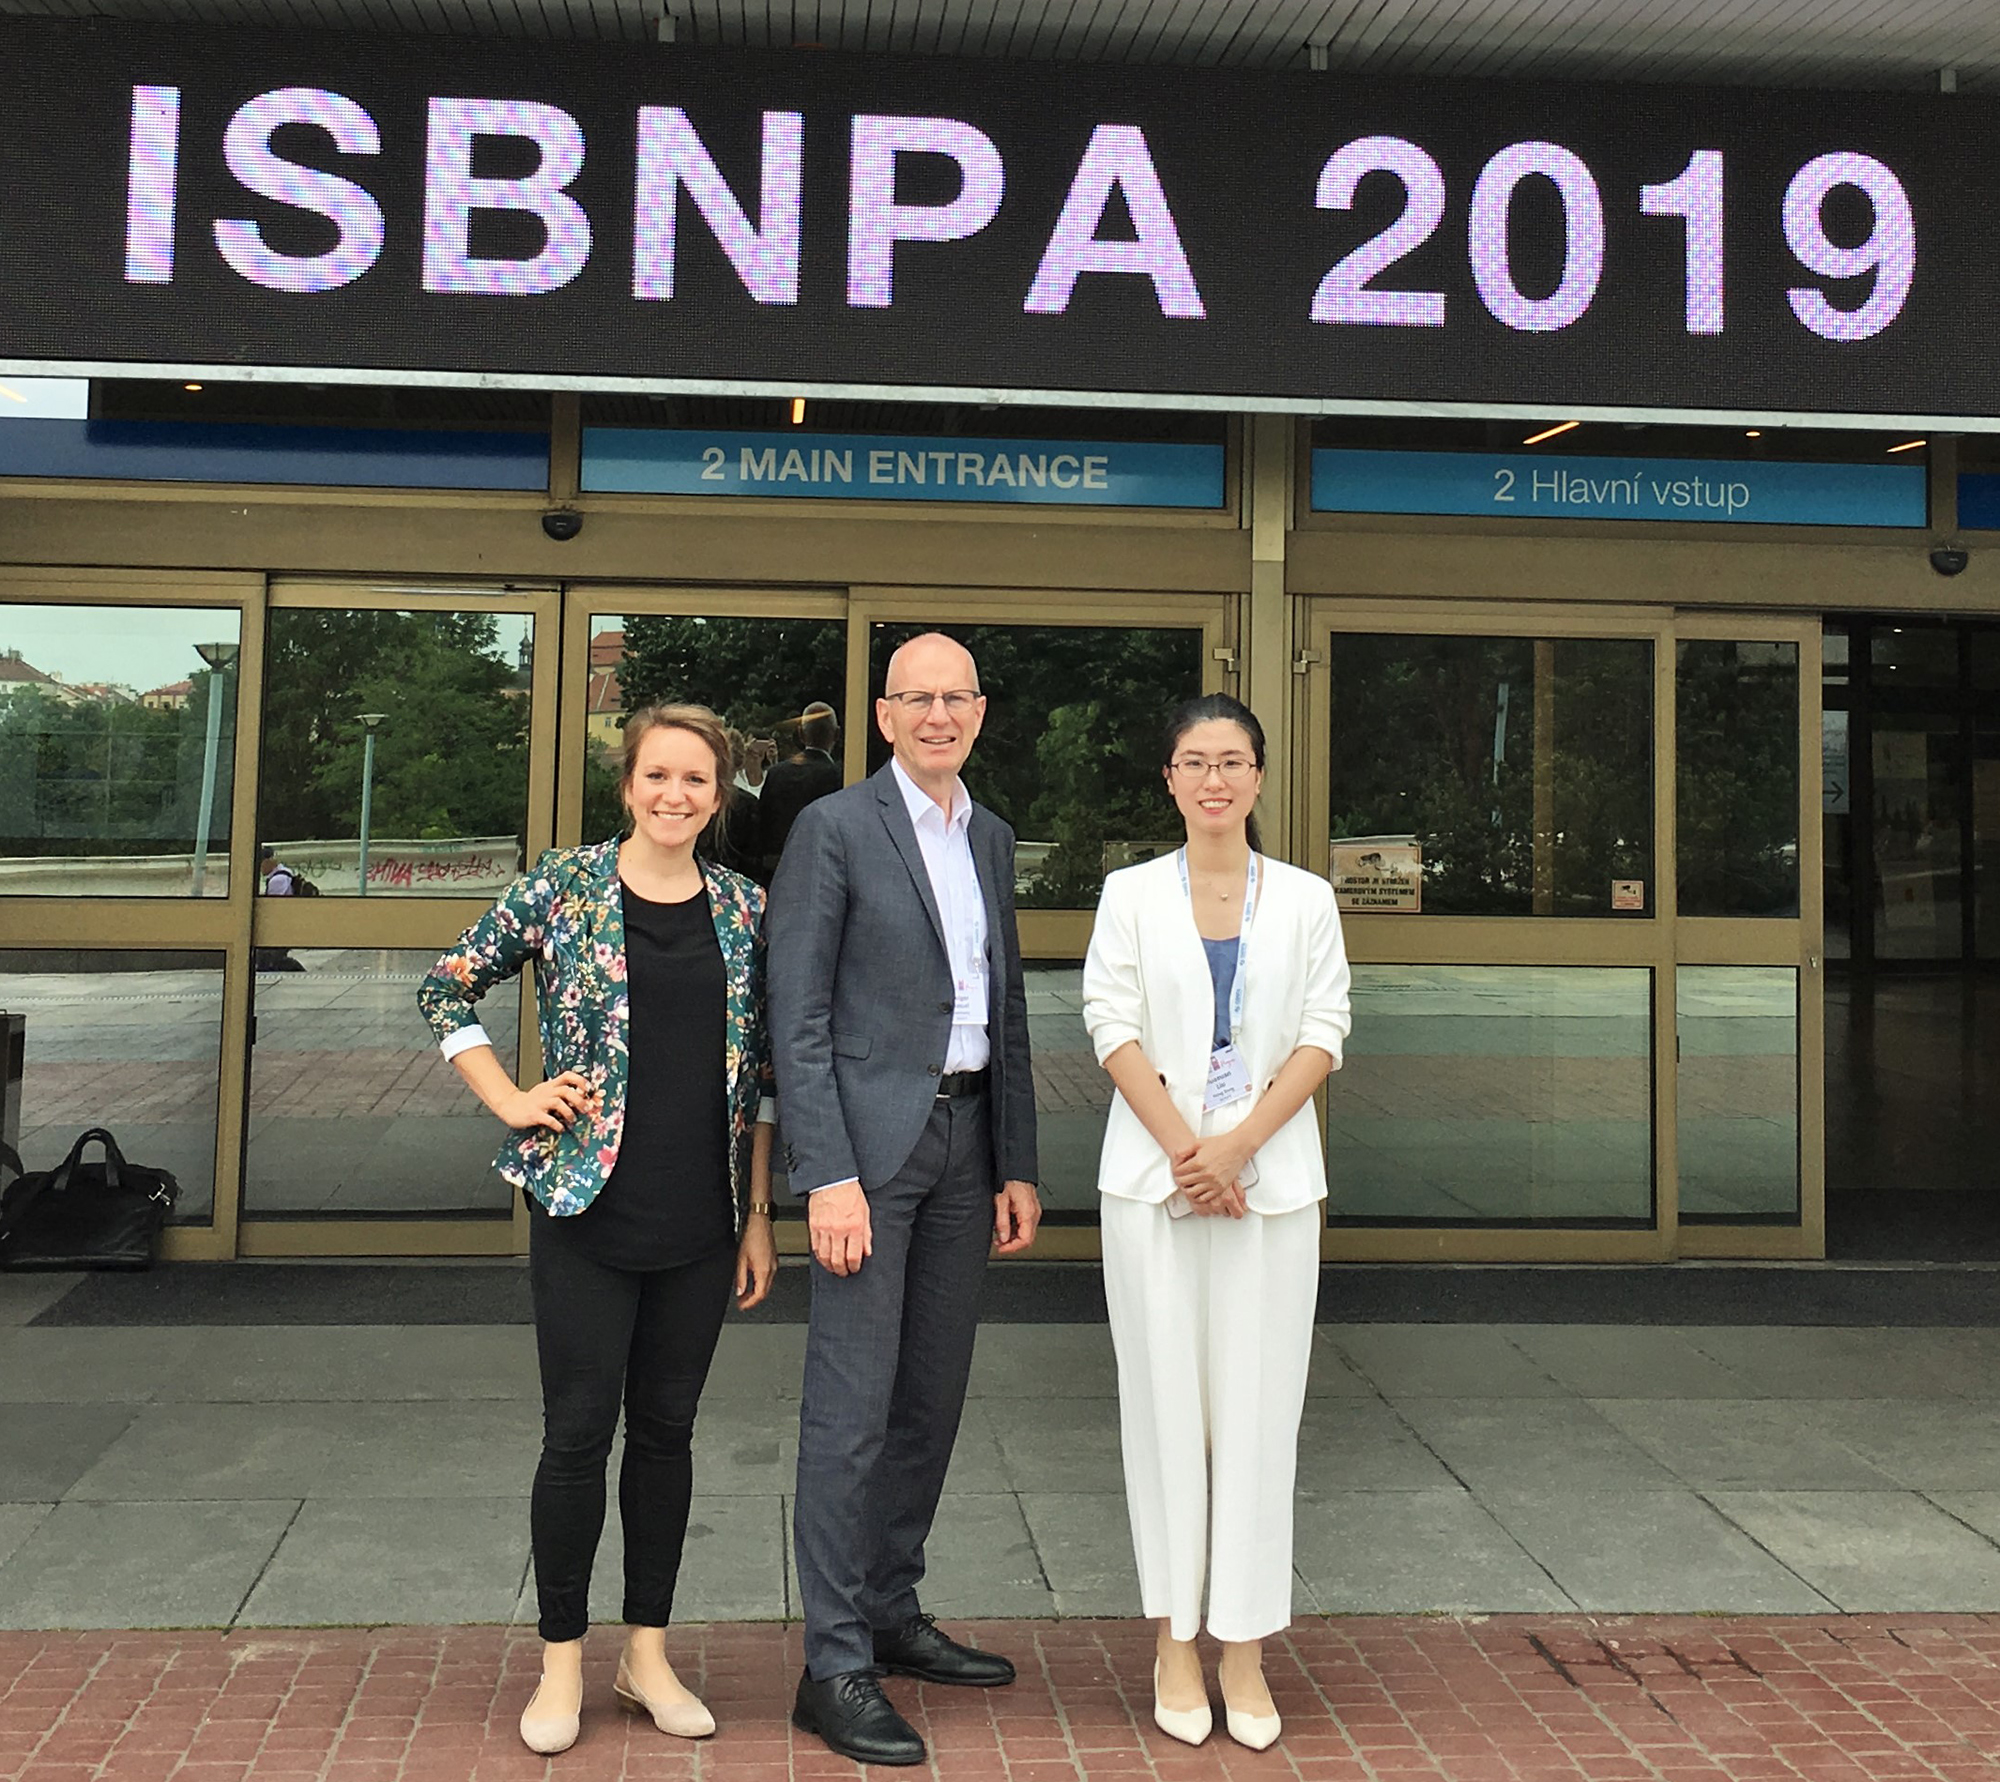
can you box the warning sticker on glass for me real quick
[1612,880,1646,911]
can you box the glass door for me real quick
[239,579,559,1256]
[1302,602,1672,1261]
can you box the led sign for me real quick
[1,18,1995,423]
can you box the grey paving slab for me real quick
[1325,1325,1569,1398]
[1018,1492,1142,1620]
[700,1324,806,1400]
[1925,1493,2000,1547]
[65,1401,541,1501]
[1887,1329,2000,1398]
[1682,1327,1966,1399]
[239,1496,526,1626]
[0,1503,53,1570]
[920,1493,1055,1619]
[1483,1486,1834,1613]
[516,1494,786,1627]
[1500,1326,1756,1399]
[1292,1488,1572,1614]
[158,1325,538,1402]
[0,1273,83,1328]
[1296,1397,1461,1491]
[1588,1398,1901,1491]
[689,1400,795,1497]
[1708,1490,2000,1612]
[0,1405,138,1501]
[1393,1398,1681,1494]
[985,1397,1125,1494]
[0,1499,298,1629]
[968,1323,1118,1397]
[1305,1334,1377,1398]
[943,1400,1012,1494]
[0,1328,204,1402]
[1790,1399,2000,1491]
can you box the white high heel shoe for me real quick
[1151,1659,1213,1746]
[519,1674,581,1755]
[1225,1702,1282,1751]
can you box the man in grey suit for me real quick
[769,632,1041,1766]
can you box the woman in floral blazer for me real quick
[420,704,779,1756]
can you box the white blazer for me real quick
[1082,851,1352,1214]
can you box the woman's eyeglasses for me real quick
[1170,756,1258,782]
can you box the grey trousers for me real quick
[794,1091,995,1679]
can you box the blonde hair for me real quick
[620,703,734,835]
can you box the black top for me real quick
[756,749,842,875]
[541,882,733,1271]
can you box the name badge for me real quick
[953,961,985,1023]
[1205,1042,1253,1112]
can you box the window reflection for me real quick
[1677,967,1799,1222]
[1327,965,1654,1224]
[1326,635,1653,917]
[577,614,847,883]
[0,605,239,897]
[1025,961,1106,1217]
[1677,640,1800,918]
[242,947,520,1217]
[257,609,532,897]
[867,623,1205,908]
[0,950,223,1223]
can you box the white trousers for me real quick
[1100,1191,1320,1643]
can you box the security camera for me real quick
[1930,544,1970,577]
[541,508,584,542]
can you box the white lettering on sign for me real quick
[1503,466,1755,515]
[702,444,1130,491]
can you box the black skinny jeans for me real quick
[528,1218,735,1642]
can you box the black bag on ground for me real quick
[0,1128,179,1271]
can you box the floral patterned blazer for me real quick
[418,838,774,1226]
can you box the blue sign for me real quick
[1958,475,2000,530]
[583,429,1224,508]
[1312,448,1926,528]
[0,418,549,490]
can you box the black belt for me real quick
[936,1068,990,1099]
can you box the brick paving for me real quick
[7,1617,2000,1782]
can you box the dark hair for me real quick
[799,701,839,752]
[1161,693,1267,852]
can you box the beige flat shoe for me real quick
[519,1674,581,1755]
[614,1658,716,1739]
[1151,1659,1212,1747]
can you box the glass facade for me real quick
[1327,966,1654,1225]
[0,605,239,897]
[0,950,225,1224]
[1325,634,1653,917]
[257,609,533,898]
[1677,967,1799,1221]
[1677,640,1800,918]
[242,948,521,1219]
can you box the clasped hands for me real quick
[1168,1130,1254,1218]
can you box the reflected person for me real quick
[756,700,841,879]
[769,634,1041,1767]
[419,703,779,1756]
[1081,694,1351,1752]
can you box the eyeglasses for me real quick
[1170,755,1259,782]
[883,689,982,714]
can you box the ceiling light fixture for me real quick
[1745,429,1762,438]
[790,397,806,425]
[1521,420,1580,446]
[1888,438,1926,453]
[183,382,204,393]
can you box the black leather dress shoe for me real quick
[873,1612,1017,1687]
[792,1669,927,1766]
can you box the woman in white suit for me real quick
[1082,693,1351,1752]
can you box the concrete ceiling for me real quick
[2,0,1995,91]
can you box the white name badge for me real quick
[1205,1041,1253,1112]
[953,964,985,1023]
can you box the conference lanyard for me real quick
[1177,848,1258,1043]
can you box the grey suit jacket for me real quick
[767,762,1038,1196]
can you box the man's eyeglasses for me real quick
[882,690,982,714]
[1170,755,1259,782]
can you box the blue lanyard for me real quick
[1177,849,1258,1043]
